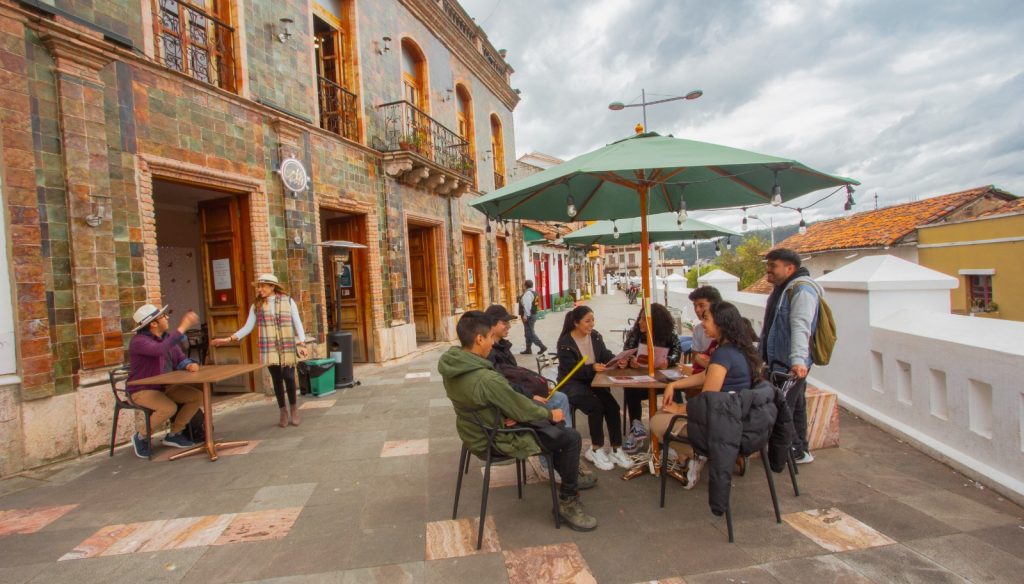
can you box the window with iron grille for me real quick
[153,0,236,92]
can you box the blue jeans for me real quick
[546,391,572,429]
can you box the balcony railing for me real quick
[317,76,359,142]
[154,0,236,92]
[494,171,505,189]
[374,100,474,180]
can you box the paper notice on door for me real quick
[212,258,231,290]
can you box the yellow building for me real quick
[918,199,1024,321]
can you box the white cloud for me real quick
[459,0,1024,229]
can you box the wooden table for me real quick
[593,367,700,480]
[128,363,265,461]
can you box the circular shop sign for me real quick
[278,157,309,193]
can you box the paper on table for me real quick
[605,348,637,367]
[636,344,669,368]
[608,375,657,384]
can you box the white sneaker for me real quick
[683,456,706,490]
[609,447,633,469]
[584,447,615,471]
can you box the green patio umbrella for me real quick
[471,132,856,378]
[562,213,739,247]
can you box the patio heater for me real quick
[319,240,367,389]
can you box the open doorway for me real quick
[153,180,255,393]
[320,209,371,362]
[407,222,441,343]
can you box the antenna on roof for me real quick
[874,192,879,210]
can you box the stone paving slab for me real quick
[1,293,1023,583]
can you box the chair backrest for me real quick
[535,353,558,383]
[109,366,133,407]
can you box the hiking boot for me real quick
[794,450,814,464]
[584,447,614,471]
[162,431,195,449]
[519,349,533,355]
[576,471,597,490]
[683,456,706,490]
[132,432,152,459]
[538,344,548,353]
[558,495,598,532]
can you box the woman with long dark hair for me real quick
[650,301,763,488]
[555,306,631,471]
[619,303,683,427]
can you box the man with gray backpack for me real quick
[760,248,836,465]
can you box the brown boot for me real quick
[289,404,301,426]
[278,407,289,428]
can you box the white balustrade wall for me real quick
[661,257,1024,504]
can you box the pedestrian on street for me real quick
[519,279,547,354]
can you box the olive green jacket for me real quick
[437,347,550,458]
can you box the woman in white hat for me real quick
[212,274,310,427]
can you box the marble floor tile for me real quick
[782,508,895,553]
[381,439,430,458]
[213,507,303,545]
[244,483,318,512]
[503,542,597,584]
[685,566,782,584]
[100,519,170,556]
[300,400,337,410]
[60,523,140,561]
[406,372,432,380]
[137,513,236,552]
[904,532,1024,583]
[899,489,1021,531]
[0,504,78,537]
[836,543,969,583]
[424,517,500,560]
[761,555,873,584]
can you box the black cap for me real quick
[485,304,513,322]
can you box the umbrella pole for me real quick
[638,187,656,379]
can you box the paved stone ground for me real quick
[1,292,1022,583]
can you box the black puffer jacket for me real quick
[685,381,787,516]
[555,331,615,399]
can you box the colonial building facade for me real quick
[0,0,523,474]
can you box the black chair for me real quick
[108,366,153,460]
[658,393,800,543]
[184,324,209,364]
[452,408,560,549]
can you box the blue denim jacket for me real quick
[764,277,820,372]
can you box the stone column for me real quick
[41,34,120,370]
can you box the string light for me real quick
[612,221,620,239]
[714,240,721,256]
[844,184,856,216]
[566,194,577,218]
[726,236,732,251]
[676,185,688,225]
[798,208,807,235]
[741,207,748,231]
[771,170,782,206]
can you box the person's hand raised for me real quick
[177,311,199,332]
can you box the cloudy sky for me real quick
[459,0,1024,228]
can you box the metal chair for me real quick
[108,366,153,459]
[184,324,209,364]
[658,391,800,543]
[452,408,560,549]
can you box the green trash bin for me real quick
[298,359,336,397]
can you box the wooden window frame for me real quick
[152,0,237,93]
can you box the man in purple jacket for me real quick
[127,304,202,458]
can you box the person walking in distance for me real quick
[760,249,821,464]
[519,280,547,355]
[212,274,310,428]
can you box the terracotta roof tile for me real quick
[978,197,1024,217]
[777,186,1015,254]
[743,275,773,294]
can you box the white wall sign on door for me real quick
[212,258,232,290]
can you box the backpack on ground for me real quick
[787,282,837,366]
[494,363,550,398]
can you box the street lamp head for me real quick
[685,89,703,100]
[608,101,625,111]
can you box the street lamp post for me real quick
[747,214,775,247]
[609,88,703,133]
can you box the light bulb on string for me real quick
[612,221,620,240]
[714,240,721,257]
[741,208,748,232]
[566,194,577,218]
[844,185,856,216]
[798,209,807,235]
[726,237,732,251]
[771,170,782,206]
[676,186,688,225]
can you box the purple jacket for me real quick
[127,330,195,393]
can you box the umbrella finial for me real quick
[635,122,644,134]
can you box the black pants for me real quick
[568,386,622,447]
[785,376,809,453]
[535,426,582,498]
[268,365,297,408]
[523,315,545,352]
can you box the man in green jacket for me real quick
[438,311,598,532]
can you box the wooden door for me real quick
[463,231,481,311]
[408,226,436,342]
[496,237,511,309]
[199,196,252,392]
[324,216,369,362]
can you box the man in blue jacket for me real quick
[127,304,202,459]
[760,249,820,464]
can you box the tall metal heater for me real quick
[319,240,367,389]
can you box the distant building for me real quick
[514,151,565,181]
[775,186,1016,278]
[918,198,1024,321]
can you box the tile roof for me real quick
[777,186,1016,254]
[743,275,773,295]
[978,197,1024,217]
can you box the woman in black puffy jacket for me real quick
[556,306,631,471]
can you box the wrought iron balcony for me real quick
[154,0,236,92]
[373,100,475,195]
[317,76,359,142]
